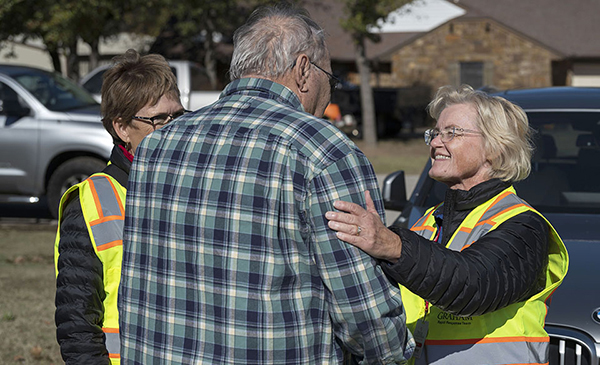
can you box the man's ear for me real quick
[293,54,311,92]
[113,118,130,144]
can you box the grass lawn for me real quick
[355,137,430,175]
[0,225,61,364]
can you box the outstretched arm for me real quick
[384,212,550,316]
[327,192,550,317]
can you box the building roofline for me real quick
[375,14,564,62]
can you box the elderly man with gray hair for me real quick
[118,3,414,364]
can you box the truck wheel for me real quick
[47,157,107,218]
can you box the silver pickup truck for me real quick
[1,61,222,219]
[0,64,112,218]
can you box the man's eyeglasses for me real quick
[424,126,483,146]
[132,109,191,129]
[310,61,342,95]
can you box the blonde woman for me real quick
[327,85,568,365]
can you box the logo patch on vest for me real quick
[437,312,473,325]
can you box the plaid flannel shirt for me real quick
[119,78,414,364]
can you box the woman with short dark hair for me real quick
[54,49,186,364]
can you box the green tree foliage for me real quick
[0,0,134,80]
[0,0,289,86]
[145,0,277,89]
[0,0,61,71]
[339,0,413,147]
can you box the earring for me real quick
[126,142,132,152]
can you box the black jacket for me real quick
[55,146,130,365]
[383,179,549,317]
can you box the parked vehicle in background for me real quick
[332,85,431,139]
[80,60,221,111]
[322,102,359,137]
[0,65,112,218]
[382,87,600,365]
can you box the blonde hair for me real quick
[427,84,533,182]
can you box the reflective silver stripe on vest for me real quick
[412,227,436,240]
[88,176,124,249]
[447,193,529,251]
[92,219,124,249]
[89,176,123,216]
[411,209,437,240]
[418,340,548,365]
[104,331,120,357]
[413,213,429,228]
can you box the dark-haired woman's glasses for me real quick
[424,127,482,145]
[133,109,191,129]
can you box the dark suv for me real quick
[383,87,600,365]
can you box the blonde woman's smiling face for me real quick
[428,103,492,191]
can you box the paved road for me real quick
[0,197,55,225]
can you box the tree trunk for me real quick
[203,19,218,90]
[87,38,100,72]
[66,41,80,81]
[203,38,218,90]
[48,48,62,74]
[354,37,377,148]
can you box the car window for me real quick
[0,81,28,110]
[514,111,600,214]
[0,81,30,126]
[14,70,97,111]
[82,69,105,94]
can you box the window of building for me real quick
[460,62,484,89]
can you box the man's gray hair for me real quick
[229,3,327,80]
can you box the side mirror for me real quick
[0,99,31,117]
[382,170,408,211]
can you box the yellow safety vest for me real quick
[402,186,568,365]
[54,172,125,365]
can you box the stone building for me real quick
[385,18,559,91]
[305,0,600,92]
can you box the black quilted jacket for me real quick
[54,146,130,365]
[384,178,550,316]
